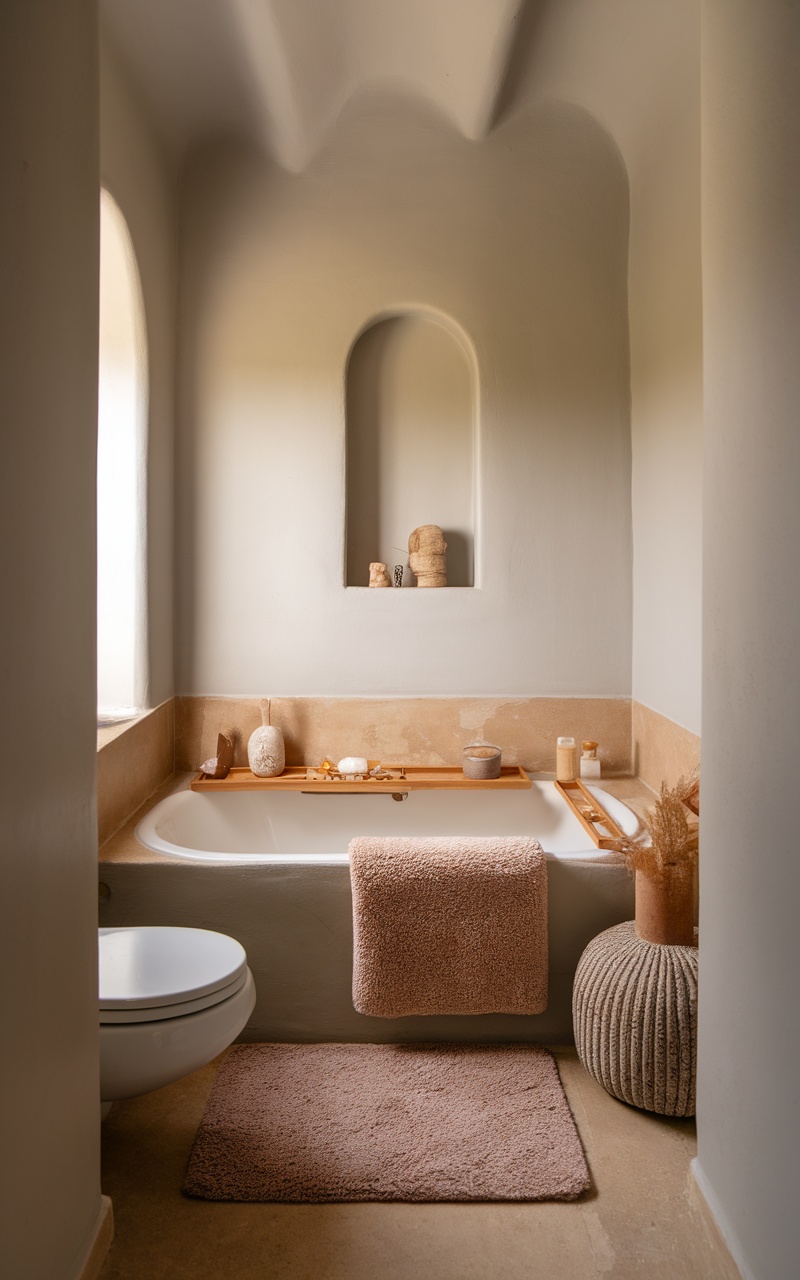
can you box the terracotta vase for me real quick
[634,868,695,946]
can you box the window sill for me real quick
[97,711,148,752]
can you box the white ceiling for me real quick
[101,0,695,175]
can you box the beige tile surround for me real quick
[175,695,633,776]
[97,700,174,846]
[96,695,703,849]
[632,701,700,792]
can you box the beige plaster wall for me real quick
[0,4,105,1276]
[627,15,703,737]
[175,95,632,697]
[492,1,704,735]
[100,25,177,708]
[697,3,800,1277]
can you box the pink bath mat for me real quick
[183,1042,590,1202]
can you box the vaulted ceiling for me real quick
[101,0,696,176]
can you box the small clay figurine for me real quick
[369,562,392,587]
[408,525,447,587]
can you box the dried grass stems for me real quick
[613,768,700,883]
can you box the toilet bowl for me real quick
[99,926,256,1111]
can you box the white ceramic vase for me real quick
[247,725,285,777]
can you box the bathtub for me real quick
[136,779,638,863]
[99,778,637,1044]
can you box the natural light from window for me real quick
[97,189,148,724]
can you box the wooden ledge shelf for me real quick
[191,765,532,793]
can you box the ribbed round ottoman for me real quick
[572,921,698,1117]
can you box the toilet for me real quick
[99,926,256,1114]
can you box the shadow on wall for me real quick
[440,529,472,589]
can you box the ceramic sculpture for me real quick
[369,562,392,587]
[248,700,285,778]
[408,525,447,587]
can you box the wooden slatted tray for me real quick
[191,765,532,793]
[553,778,626,848]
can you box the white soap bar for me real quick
[338,756,368,776]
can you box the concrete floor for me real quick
[99,1048,735,1280]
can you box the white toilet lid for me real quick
[99,927,248,1012]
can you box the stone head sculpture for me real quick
[408,525,447,587]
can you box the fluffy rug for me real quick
[183,1043,590,1203]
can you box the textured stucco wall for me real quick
[697,2,800,1277]
[0,3,104,1276]
[504,0,704,735]
[628,18,703,737]
[175,96,632,696]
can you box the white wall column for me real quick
[698,2,800,1276]
[0,3,104,1277]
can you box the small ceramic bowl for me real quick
[462,743,502,780]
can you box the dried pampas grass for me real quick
[614,768,699,882]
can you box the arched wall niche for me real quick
[345,307,478,588]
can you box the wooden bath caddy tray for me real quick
[554,778,626,849]
[191,765,532,793]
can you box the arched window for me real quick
[97,189,148,723]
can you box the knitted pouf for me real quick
[572,921,698,1117]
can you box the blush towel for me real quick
[349,836,548,1017]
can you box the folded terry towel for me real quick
[349,836,548,1018]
